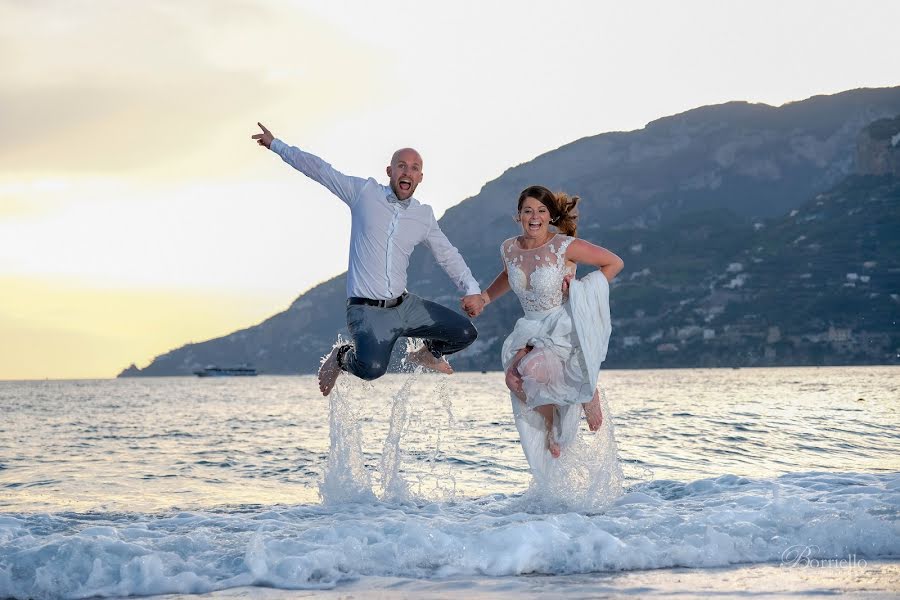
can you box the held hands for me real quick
[461,292,488,318]
[561,273,574,295]
[252,122,274,149]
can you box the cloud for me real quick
[0,0,385,178]
[0,179,73,217]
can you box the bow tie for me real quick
[387,192,411,208]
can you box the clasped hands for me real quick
[461,293,488,318]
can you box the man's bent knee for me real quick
[461,325,478,346]
[353,359,389,381]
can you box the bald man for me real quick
[253,123,485,395]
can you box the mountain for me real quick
[600,172,899,368]
[120,87,900,377]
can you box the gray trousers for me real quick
[338,294,477,380]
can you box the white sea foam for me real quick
[1,472,898,599]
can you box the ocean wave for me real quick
[1,471,898,599]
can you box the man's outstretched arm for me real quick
[423,217,483,312]
[252,122,367,207]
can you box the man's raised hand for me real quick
[252,122,274,149]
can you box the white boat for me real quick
[193,365,258,377]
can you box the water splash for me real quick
[318,336,622,509]
[519,386,624,512]
[410,377,459,501]
[319,337,461,505]
[378,367,420,502]
[318,339,376,504]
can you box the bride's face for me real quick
[518,197,552,239]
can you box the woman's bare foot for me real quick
[537,404,561,458]
[318,346,342,396]
[547,428,561,458]
[582,391,603,431]
[407,346,453,374]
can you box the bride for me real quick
[466,185,623,471]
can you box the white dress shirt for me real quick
[271,139,481,300]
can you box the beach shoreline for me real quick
[143,560,900,599]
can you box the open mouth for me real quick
[528,220,542,231]
[398,179,412,192]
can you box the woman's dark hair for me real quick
[554,192,580,237]
[517,185,580,237]
[517,185,558,215]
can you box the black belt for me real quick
[347,292,408,308]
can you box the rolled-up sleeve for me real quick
[270,139,367,208]
[423,212,481,295]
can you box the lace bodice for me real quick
[502,234,575,314]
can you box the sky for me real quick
[1,0,898,380]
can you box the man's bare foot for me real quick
[407,346,453,374]
[583,391,603,431]
[318,346,342,396]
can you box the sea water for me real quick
[1,367,898,599]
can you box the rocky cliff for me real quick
[858,115,900,176]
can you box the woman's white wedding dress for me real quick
[501,233,613,479]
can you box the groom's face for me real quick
[387,148,424,201]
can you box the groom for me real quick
[252,123,486,395]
